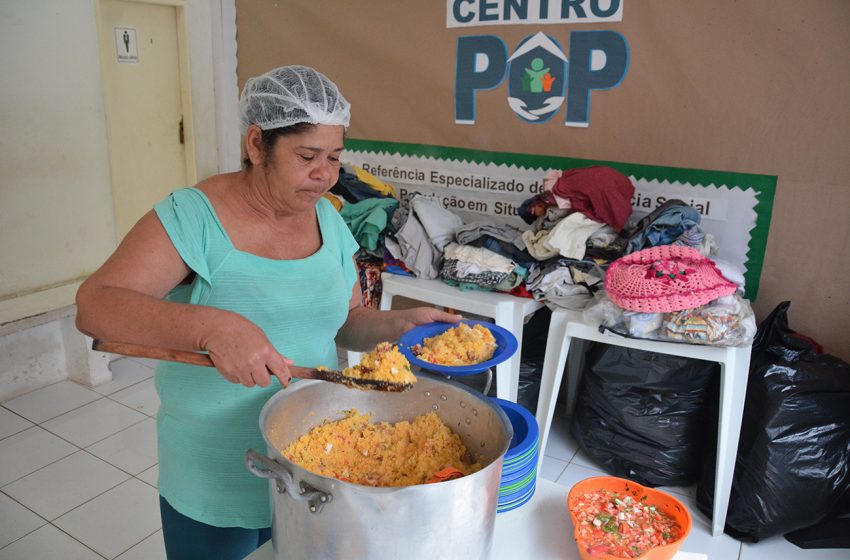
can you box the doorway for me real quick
[98,0,196,241]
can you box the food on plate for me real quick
[412,323,497,366]
[571,488,682,558]
[341,342,417,385]
[280,409,481,486]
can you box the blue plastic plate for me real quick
[498,478,537,504]
[500,458,538,484]
[492,398,539,462]
[497,485,536,513]
[398,320,518,376]
[503,444,538,470]
[499,467,537,496]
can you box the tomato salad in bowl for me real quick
[567,476,691,560]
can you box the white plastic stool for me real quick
[349,273,545,401]
[535,308,751,537]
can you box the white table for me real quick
[244,478,706,560]
[350,273,544,402]
[534,308,751,537]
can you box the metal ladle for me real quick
[91,340,413,392]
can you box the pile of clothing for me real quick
[331,163,753,346]
[518,166,634,309]
[327,164,398,307]
[583,244,755,347]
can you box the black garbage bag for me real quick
[570,342,717,487]
[696,301,850,541]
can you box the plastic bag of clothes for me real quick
[696,301,850,541]
[570,342,717,487]
[583,292,757,347]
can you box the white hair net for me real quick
[239,65,351,132]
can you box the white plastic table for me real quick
[244,477,707,560]
[534,308,751,537]
[349,273,544,401]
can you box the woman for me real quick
[75,65,459,559]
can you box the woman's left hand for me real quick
[394,307,463,338]
[336,281,463,351]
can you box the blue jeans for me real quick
[159,496,271,560]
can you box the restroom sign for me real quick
[114,27,139,63]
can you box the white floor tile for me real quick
[0,492,45,549]
[0,524,103,560]
[53,478,160,560]
[87,418,157,475]
[91,358,155,396]
[41,399,146,448]
[0,427,77,486]
[136,465,158,489]
[553,462,606,490]
[1,381,101,424]
[669,493,743,560]
[115,529,166,560]
[542,413,580,462]
[2,451,129,521]
[125,357,157,370]
[0,408,33,440]
[740,535,849,560]
[108,379,159,417]
[570,446,604,470]
[539,456,568,482]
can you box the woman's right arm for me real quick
[75,210,292,387]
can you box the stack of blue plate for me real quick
[492,398,539,513]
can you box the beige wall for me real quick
[236,1,850,359]
[0,0,219,326]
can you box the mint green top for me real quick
[153,188,358,528]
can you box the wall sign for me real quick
[452,2,629,126]
[114,27,139,63]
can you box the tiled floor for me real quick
[1,357,846,559]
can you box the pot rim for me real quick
[256,372,514,492]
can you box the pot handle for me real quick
[245,449,332,514]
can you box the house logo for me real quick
[507,33,567,123]
[454,31,629,127]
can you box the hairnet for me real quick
[239,65,351,132]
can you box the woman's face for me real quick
[260,124,345,213]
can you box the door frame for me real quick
[95,0,198,215]
[211,0,241,172]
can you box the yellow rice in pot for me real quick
[280,409,481,487]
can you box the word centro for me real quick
[398,188,521,216]
[455,29,629,127]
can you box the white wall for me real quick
[0,0,220,399]
[0,0,116,322]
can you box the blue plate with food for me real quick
[397,319,518,375]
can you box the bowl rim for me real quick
[566,475,692,560]
[490,397,539,460]
[257,372,515,492]
[398,319,519,375]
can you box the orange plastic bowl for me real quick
[567,476,691,560]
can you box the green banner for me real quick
[344,138,776,300]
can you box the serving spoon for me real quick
[91,340,413,392]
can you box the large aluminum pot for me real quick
[246,372,512,560]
